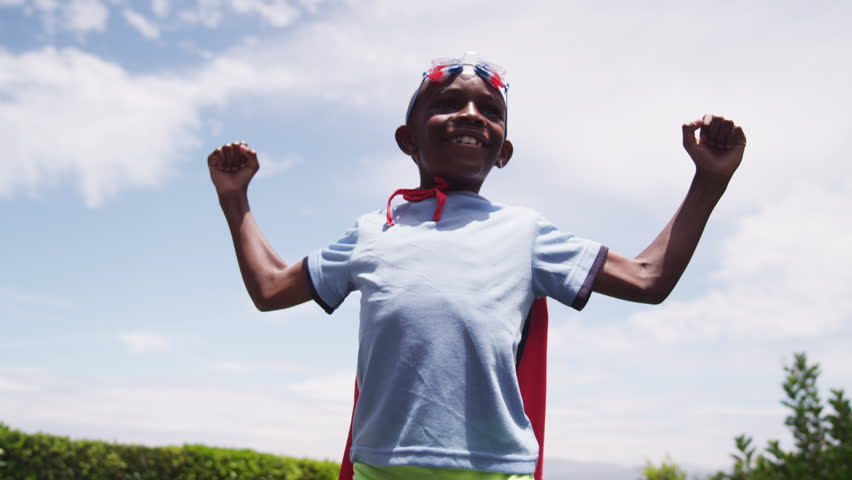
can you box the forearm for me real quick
[634,172,728,302]
[219,192,292,310]
[594,115,745,304]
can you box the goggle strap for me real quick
[427,63,465,82]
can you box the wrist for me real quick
[692,169,730,196]
[218,189,250,213]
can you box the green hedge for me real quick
[0,422,339,480]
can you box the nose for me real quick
[454,101,486,127]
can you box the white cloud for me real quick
[0,47,200,206]
[253,152,302,180]
[210,361,254,373]
[548,399,791,470]
[0,15,418,207]
[64,0,109,33]
[537,343,808,469]
[210,359,308,374]
[0,0,109,36]
[178,0,302,28]
[8,0,307,33]
[295,0,323,14]
[0,3,509,205]
[123,8,159,39]
[119,331,171,353]
[286,371,353,403]
[230,0,299,27]
[177,0,223,28]
[0,36,346,205]
[33,0,58,10]
[151,0,170,17]
[694,406,787,418]
[0,376,37,392]
[545,185,852,354]
[0,369,352,459]
[627,186,852,343]
[170,0,852,217]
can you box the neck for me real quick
[418,176,481,193]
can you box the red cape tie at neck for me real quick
[386,177,449,226]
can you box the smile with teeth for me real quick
[450,135,484,147]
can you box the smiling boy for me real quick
[208,53,746,480]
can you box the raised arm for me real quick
[208,142,312,311]
[592,115,747,304]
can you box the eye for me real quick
[479,103,504,120]
[433,97,464,111]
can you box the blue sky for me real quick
[2,0,852,474]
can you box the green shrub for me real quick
[0,423,338,480]
[642,352,852,480]
[711,352,852,480]
[642,454,688,480]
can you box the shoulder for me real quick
[356,209,386,225]
[341,209,388,232]
[319,211,385,245]
[343,209,394,242]
[491,204,591,244]
[451,193,541,219]
[496,203,541,219]
[464,199,546,240]
[488,201,547,226]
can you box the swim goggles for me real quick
[404,52,510,124]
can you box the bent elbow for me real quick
[255,303,273,312]
[246,267,311,312]
[635,270,671,305]
[643,281,673,305]
[251,288,300,312]
[252,296,273,312]
[250,289,282,312]
[646,290,669,305]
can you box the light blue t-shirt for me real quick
[306,192,607,475]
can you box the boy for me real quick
[207,53,746,480]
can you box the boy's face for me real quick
[395,72,513,192]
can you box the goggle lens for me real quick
[426,56,508,92]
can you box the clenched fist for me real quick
[208,142,259,198]
[682,114,747,184]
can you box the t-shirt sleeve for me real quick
[305,222,359,314]
[531,214,609,310]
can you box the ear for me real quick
[395,125,417,156]
[495,139,513,169]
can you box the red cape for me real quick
[338,298,549,480]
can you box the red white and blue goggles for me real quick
[405,52,509,124]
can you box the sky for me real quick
[1,0,851,477]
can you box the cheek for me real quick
[425,113,447,128]
[420,117,448,142]
[487,118,506,134]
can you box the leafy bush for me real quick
[642,454,689,480]
[0,423,339,480]
[642,352,851,480]
[709,352,852,480]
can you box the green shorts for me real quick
[353,462,535,480]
